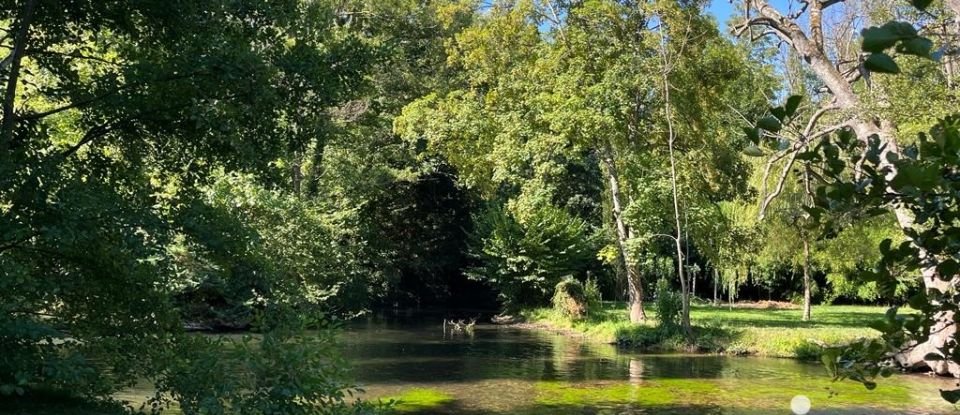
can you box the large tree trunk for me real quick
[906,0,960,375]
[802,238,812,322]
[601,146,645,323]
[744,0,959,375]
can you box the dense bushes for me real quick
[466,205,600,310]
[154,312,368,415]
[173,172,377,328]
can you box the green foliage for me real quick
[653,279,683,333]
[466,205,599,309]
[798,6,960,398]
[861,21,932,75]
[583,275,603,312]
[810,115,960,397]
[153,312,368,415]
[552,277,589,320]
[175,172,374,325]
[0,0,377,409]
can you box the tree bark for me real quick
[948,0,960,17]
[661,52,691,336]
[291,155,303,196]
[729,270,736,310]
[691,268,696,299]
[713,267,719,306]
[743,0,958,375]
[802,238,812,322]
[0,0,38,158]
[601,146,645,323]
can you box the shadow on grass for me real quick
[611,320,830,360]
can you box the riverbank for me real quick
[517,302,889,359]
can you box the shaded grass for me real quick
[519,302,891,359]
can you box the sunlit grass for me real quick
[520,302,896,358]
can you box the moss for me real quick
[382,388,454,413]
[720,378,916,409]
[533,377,919,413]
[535,381,677,406]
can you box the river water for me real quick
[342,313,958,415]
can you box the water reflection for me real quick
[343,313,956,414]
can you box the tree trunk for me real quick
[713,268,719,306]
[663,71,690,336]
[802,238,812,322]
[655,25,691,334]
[728,272,735,310]
[691,268,696,299]
[902,1,960,375]
[0,0,38,158]
[291,157,303,196]
[745,0,959,375]
[601,146,645,323]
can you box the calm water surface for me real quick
[343,313,958,415]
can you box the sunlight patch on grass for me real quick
[520,303,893,358]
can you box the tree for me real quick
[0,0,373,408]
[735,0,960,374]
[397,1,768,323]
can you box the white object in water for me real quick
[790,395,811,415]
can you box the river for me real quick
[342,312,957,415]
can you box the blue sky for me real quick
[707,0,737,25]
[706,0,794,32]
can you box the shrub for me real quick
[552,277,589,320]
[152,310,369,415]
[583,275,602,313]
[466,205,600,310]
[653,278,682,333]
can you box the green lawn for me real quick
[519,302,895,359]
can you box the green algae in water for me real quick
[382,388,454,413]
[721,378,915,409]
[535,377,924,414]
[536,381,678,406]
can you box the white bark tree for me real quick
[602,143,647,323]
[736,0,960,375]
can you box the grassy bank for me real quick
[519,302,890,359]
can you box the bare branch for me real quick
[802,105,838,137]
[758,146,802,220]
[60,121,124,159]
